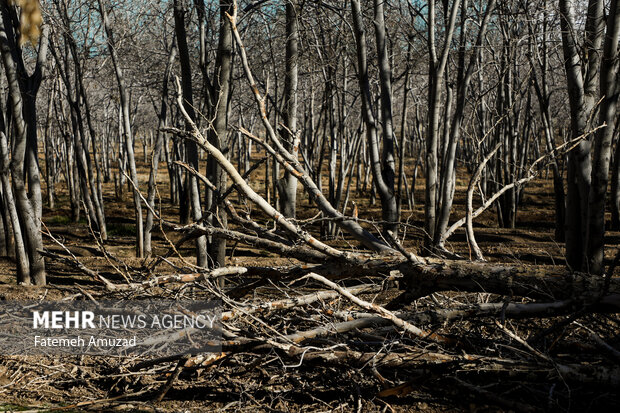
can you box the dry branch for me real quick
[301,272,451,343]
[308,257,620,302]
[284,347,620,386]
[221,283,381,322]
[441,133,599,246]
[465,142,501,260]
[225,2,394,254]
[168,78,351,262]
[182,223,329,263]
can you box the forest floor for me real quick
[0,150,618,412]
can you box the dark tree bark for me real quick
[559,0,603,272]
[0,2,48,285]
[611,130,620,230]
[173,0,208,267]
[587,0,620,274]
[205,0,234,268]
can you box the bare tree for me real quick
[0,0,48,284]
[587,0,620,274]
[204,0,234,268]
[144,42,177,257]
[98,0,144,257]
[278,0,299,219]
[173,0,208,266]
[50,0,107,239]
[434,0,496,249]
[528,0,565,242]
[424,0,460,248]
[559,0,620,274]
[350,0,397,236]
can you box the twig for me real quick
[300,273,450,343]
[154,357,187,402]
[495,320,552,362]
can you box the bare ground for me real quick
[0,153,618,412]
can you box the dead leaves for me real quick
[9,0,42,46]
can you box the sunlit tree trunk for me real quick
[144,43,177,257]
[350,0,397,237]
[425,0,460,248]
[98,0,143,257]
[279,0,299,219]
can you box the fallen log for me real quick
[308,258,620,301]
[283,296,620,345]
[396,260,619,301]
[287,347,620,387]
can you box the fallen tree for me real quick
[28,3,619,410]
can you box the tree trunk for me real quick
[99,0,144,258]
[372,0,398,235]
[205,0,234,269]
[434,0,495,248]
[173,0,208,266]
[586,0,620,274]
[144,43,177,257]
[425,0,461,248]
[559,0,604,272]
[0,131,28,283]
[0,5,47,285]
[279,0,299,219]
[350,0,397,237]
[529,1,565,242]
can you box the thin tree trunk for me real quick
[279,0,299,219]
[529,1,565,241]
[425,0,461,248]
[611,131,620,229]
[205,0,234,268]
[99,0,144,257]
[43,79,56,209]
[144,43,177,257]
[0,129,27,282]
[350,0,397,237]
[372,0,397,234]
[173,0,208,266]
